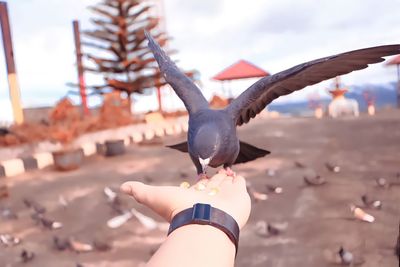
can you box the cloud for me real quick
[168,0,223,18]
[0,0,400,123]
[164,0,400,100]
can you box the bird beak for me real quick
[199,157,210,174]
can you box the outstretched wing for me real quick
[145,31,209,114]
[227,45,400,126]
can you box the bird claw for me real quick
[220,167,236,177]
[198,173,209,180]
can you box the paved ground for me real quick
[1,111,399,267]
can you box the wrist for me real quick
[147,224,235,267]
[168,203,240,256]
[170,224,235,261]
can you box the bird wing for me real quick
[227,45,400,126]
[145,31,209,114]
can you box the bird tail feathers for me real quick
[167,140,269,164]
[166,141,188,153]
[234,141,270,164]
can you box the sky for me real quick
[1,0,400,122]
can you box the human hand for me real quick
[120,172,251,229]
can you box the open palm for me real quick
[120,172,251,229]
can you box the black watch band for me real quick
[168,203,239,255]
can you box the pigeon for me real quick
[40,217,63,230]
[130,208,158,230]
[107,210,134,229]
[23,198,46,214]
[20,249,35,263]
[0,207,18,220]
[104,187,117,202]
[53,236,70,251]
[303,171,326,186]
[251,191,268,201]
[145,31,400,177]
[350,204,375,223]
[266,168,276,177]
[246,184,268,202]
[69,238,94,253]
[376,177,389,188]
[255,220,288,237]
[0,234,21,247]
[265,184,283,194]
[294,160,307,168]
[361,194,382,209]
[338,246,354,265]
[325,161,341,173]
[106,207,159,230]
[93,237,112,251]
[375,176,400,189]
[337,246,366,266]
[31,213,63,230]
[104,187,124,214]
[58,195,68,209]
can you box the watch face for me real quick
[192,203,212,222]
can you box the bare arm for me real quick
[148,224,235,267]
[121,172,251,267]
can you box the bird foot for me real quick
[220,167,236,177]
[198,173,209,180]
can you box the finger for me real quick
[121,181,179,204]
[218,168,227,175]
[120,181,180,220]
[120,181,152,204]
[233,175,247,189]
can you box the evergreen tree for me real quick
[83,0,169,112]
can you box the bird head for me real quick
[193,125,221,174]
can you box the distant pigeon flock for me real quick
[146,31,400,178]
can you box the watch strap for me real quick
[168,203,239,255]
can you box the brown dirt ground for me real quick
[0,110,399,267]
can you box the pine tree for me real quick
[83,0,169,112]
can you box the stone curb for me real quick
[0,121,188,178]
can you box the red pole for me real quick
[0,2,24,124]
[72,20,89,115]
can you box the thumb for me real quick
[120,181,180,221]
[120,181,151,205]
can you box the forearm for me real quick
[147,224,236,267]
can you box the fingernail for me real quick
[120,183,131,194]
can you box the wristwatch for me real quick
[168,203,239,255]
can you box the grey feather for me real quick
[227,45,400,126]
[144,31,208,114]
[145,32,400,174]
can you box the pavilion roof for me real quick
[386,55,400,65]
[212,59,269,81]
